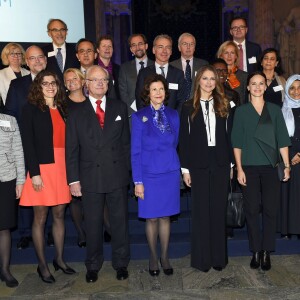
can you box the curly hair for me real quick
[140,74,170,106]
[28,70,66,114]
[191,65,229,121]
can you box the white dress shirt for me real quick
[53,43,66,69]
[155,62,169,77]
[89,94,106,112]
[136,57,148,73]
[233,40,247,72]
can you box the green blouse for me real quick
[231,102,291,166]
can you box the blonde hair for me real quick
[64,68,85,82]
[1,42,26,65]
[216,41,239,67]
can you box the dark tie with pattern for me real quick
[238,44,244,71]
[56,48,63,73]
[139,61,145,72]
[95,99,105,128]
[159,66,165,78]
[185,60,192,98]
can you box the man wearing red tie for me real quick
[65,65,130,283]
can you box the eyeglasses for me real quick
[48,28,67,33]
[78,49,94,55]
[130,42,145,48]
[41,81,57,87]
[27,55,45,62]
[9,52,22,57]
[181,42,195,48]
[86,78,109,84]
[231,25,247,31]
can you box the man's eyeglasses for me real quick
[41,81,57,87]
[27,55,45,62]
[231,25,247,31]
[181,42,195,48]
[48,28,67,33]
[130,42,145,48]
[78,49,94,55]
[86,78,109,84]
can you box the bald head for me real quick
[25,45,47,75]
[85,65,109,99]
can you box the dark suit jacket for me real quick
[21,103,66,177]
[135,64,187,113]
[4,74,32,123]
[118,58,154,116]
[111,62,120,99]
[66,97,130,193]
[170,57,208,97]
[43,43,79,82]
[179,100,232,170]
[245,40,262,74]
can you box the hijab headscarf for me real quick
[282,74,300,136]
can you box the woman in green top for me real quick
[231,71,291,271]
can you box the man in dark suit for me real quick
[43,18,79,82]
[170,32,208,98]
[230,17,262,74]
[5,45,47,249]
[97,35,120,98]
[118,34,154,117]
[135,34,188,113]
[66,65,130,283]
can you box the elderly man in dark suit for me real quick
[135,34,188,113]
[170,32,208,99]
[66,65,130,283]
[43,18,79,82]
[119,33,154,117]
[229,17,262,74]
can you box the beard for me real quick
[135,49,146,59]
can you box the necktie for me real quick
[139,61,145,71]
[159,66,165,78]
[95,99,105,128]
[238,44,244,71]
[56,48,63,73]
[185,60,192,98]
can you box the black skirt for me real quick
[0,179,18,230]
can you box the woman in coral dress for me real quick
[20,70,75,283]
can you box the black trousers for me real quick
[190,148,229,271]
[242,165,280,252]
[82,186,130,271]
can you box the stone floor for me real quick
[1,254,300,300]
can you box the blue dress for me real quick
[131,105,180,218]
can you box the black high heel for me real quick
[37,266,55,283]
[148,268,160,276]
[0,272,18,288]
[160,258,173,275]
[53,260,76,274]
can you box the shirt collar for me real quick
[53,43,66,52]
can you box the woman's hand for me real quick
[237,169,247,186]
[135,184,144,200]
[183,173,191,187]
[31,175,44,192]
[70,182,82,197]
[291,153,300,165]
[15,184,23,199]
[282,167,290,182]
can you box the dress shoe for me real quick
[148,269,160,276]
[47,232,54,247]
[0,272,19,288]
[77,239,86,248]
[261,250,271,271]
[250,251,261,269]
[53,260,76,274]
[160,258,173,275]
[281,234,291,240]
[86,270,98,283]
[213,266,223,271]
[104,230,111,243]
[17,236,31,250]
[116,267,128,280]
[37,266,55,283]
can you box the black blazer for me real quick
[21,103,66,177]
[179,100,232,170]
[4,74,32,123]
[66,97,130,193]
[245,40,262,74]
[43,43,79,82]
[135,64,188,113]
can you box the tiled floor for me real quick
[1,254,300,299]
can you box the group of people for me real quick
[0,16,299,289]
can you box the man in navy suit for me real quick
[135,34,188,113]
[66,65,130,283]
[43,18,79,82]
[118,34,154,117]
[170,32,208,98]
[230,17,262,74]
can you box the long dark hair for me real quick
[191,65,229,121]
[28,70,66,113]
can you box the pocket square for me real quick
[115,115,122,121]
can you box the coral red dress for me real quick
[20,108,71,206]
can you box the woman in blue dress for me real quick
[131,74,180,277]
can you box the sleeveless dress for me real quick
[20,108,71,206]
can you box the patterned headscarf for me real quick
[282,74,300,136]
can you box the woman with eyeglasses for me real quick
[20,70,76,283]
[217,41,248,104]
[0,43,30,103]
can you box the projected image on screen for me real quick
[0,0,85,43]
